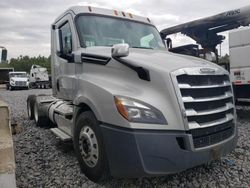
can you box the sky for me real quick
[0,0,250,60]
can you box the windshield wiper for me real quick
[131,46,154,49]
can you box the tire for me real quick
[27,95,36,120]
[9,86,13,91]
[74,111,110,182]
[29,83,34,89]
[34,100,50,127]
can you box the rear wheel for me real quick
[34,100,50,127]
[27,95,36,120]
[74,111,110,182]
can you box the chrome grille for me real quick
[172,68,235,149]
[15,81,26,86]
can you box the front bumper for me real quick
[100,124,237,178]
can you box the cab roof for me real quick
[54,6,153,26]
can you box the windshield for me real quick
[76,15,165,50]
[9,73,27,78]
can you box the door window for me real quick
[59,22,72,54]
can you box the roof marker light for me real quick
[128,13,133,18]
[114,10,118,16]
[88,6,92,12]
[122,12,126,17]
[147,18,151,23]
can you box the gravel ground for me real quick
[0,88,250,188]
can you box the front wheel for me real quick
[74,111,110,182]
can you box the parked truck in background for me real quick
[0,68,14,85]
[29,64,51,89]
[229,26,250,103]
[27,6,237,182]
[8,72,29,90]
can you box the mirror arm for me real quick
[65,53,74,62]
[57,52,74,62]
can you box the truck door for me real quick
[53,15,76,100]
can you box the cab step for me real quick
[50,128,72,141]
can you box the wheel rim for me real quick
[79,125,99,168]
[34,103,38,123]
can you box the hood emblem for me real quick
[200,68,216,74]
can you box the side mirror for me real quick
[55,29,62,55]
[111,43,129,58]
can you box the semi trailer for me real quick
[27,6,237,182]
[229,26,250,104]
[0,67,14,84]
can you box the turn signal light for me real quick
[114,97,129,120]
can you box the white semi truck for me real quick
[229,26,250,103]
[29,64,51,89]
[8,71,29,90]
[27,6,237,182]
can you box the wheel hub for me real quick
[34,104,38,123]
[27,104,31,117]
[79,126,99,168]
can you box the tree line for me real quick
[0,55,51,74]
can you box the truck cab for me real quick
[8,71,29,90]
[29,64,50,89]
[28,6,237,182]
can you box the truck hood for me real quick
[84,46,220,73]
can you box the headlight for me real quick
[10,79,15,85]
[114,96,167,124]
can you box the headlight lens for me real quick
[10,79,15,85]
[114,96,167,124]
